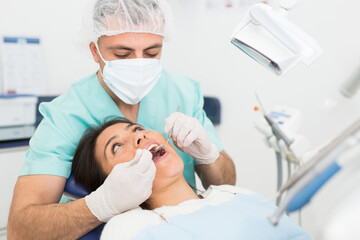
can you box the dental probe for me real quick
[156,106,181,151]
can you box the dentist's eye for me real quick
[115,54,129,59]
[113,144,121,153]
[145,53,158,58]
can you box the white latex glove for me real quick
[164,112,219,164]
[85,149,156,222]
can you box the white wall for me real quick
[1,0,360,239]
[166,1,360,238]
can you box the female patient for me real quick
[72,117,311,240]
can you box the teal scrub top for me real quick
[20,69,223,201]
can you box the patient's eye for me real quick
[134,126,144,132]
[113,143,121,153]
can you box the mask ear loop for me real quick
[95,41,107,76]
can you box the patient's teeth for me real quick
[147,144,158,151]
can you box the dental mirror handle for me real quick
[164,106,181,148]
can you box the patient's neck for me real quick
[147,176,199,210]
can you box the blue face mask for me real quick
[96,43,162,105]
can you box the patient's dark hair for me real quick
[72,117,135,192]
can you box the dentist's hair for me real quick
[72,117,134,192]
[74,0,173,57]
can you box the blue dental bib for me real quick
[134,193,311,240]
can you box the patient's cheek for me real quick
[106,151,136,175]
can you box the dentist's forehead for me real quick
[99,33,163,49]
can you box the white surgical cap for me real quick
[74,0,173,55]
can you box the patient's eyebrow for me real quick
[125,123,144,132]
[104,135,120,158]
[125,123,134,131]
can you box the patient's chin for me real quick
[152,160,183,188]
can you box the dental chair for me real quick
[64,96,221,239]
[64,174,105,239]
[203,96,221,125]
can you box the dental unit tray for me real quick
[231,3,322,75]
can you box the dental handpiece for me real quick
[278,117,360,195]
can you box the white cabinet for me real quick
[0,147,27,239]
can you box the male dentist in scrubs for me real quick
[8,0,236,239]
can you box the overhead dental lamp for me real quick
[231,1,322,75]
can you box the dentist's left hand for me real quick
[85,149,156,222]
[165,112,219,164]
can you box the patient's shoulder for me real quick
[101,208,162,240]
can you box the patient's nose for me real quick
[135,132,147,146]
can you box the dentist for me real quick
[8,0,236,239]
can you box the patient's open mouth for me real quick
[147,144,167,163]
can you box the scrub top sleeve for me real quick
[192,81,224,153]
[20,104,74,178]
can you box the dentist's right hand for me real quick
[85,149,156,222]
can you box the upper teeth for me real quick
[147,144,158,151]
